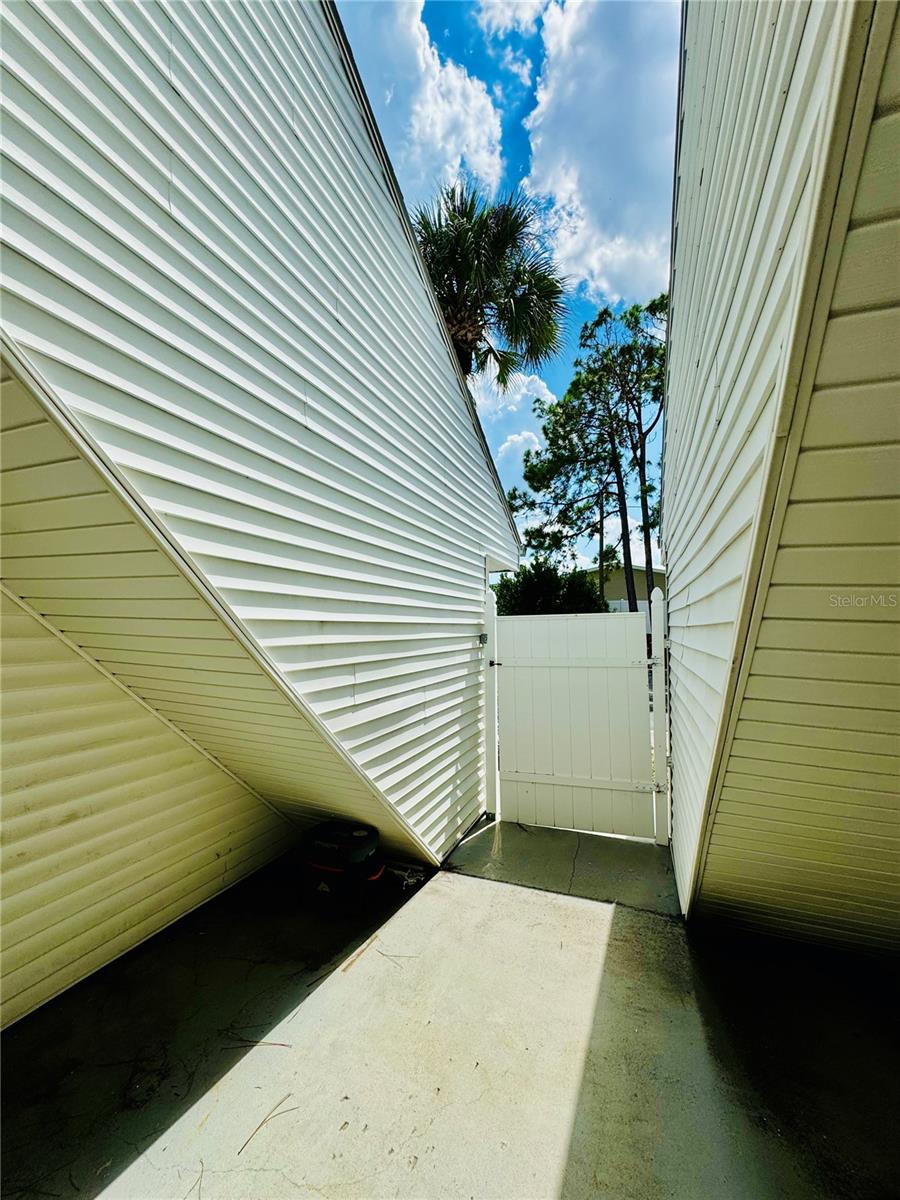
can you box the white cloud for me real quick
[501,45,532,87]
[407,7,503,195]
[470,359,556,420]
[477,0,548,37]
[544,515,662,571]
[525,0,679,301]
[515,509,544,536]
[601,514,663,568]
[499,429,542,460]
[338,1,503,206]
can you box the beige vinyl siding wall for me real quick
[1,369,423,859]
[695,11,900,949]
[662,0,854,908]
[0,591,291,1028]
[0,0,518,861]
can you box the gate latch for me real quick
[489,660,503,667]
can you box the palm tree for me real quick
[413,181,566,388]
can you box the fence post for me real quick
[650,586,669,845]
[484,587,500,818]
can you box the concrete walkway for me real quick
[3,833,898,1199]
[445,820,680,915]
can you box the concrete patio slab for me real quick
[3,852,897,1200]
[446,820,679,916]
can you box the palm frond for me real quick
[413,179,566,388]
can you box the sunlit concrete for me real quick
[3,845,897,1199]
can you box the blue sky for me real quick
[338,0,680,565]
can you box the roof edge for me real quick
[658,0,689,551]
[320,0,522,554]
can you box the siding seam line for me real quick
[0,581,291,829]
[0,334,440,865]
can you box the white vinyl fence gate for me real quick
[484,591,668,845]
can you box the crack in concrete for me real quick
[567,832,582,894]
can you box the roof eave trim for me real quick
[320,0,522,553]
[658,0,689,551]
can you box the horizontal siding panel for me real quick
[801,381,900,448]
[791,441,899,501]
[1,376,42,428]
[700,888,899,930]
[819,308,900,389]
[722,769,898,811]
[750,647,900,685]
[738,696,898,734]
[756,616,891,653]
[770,544,900,585]
[0,418,73,468]
[781,497,900,544]
[723,752,897,796]
[850,109,900,222]
[732,717,899,760]
[831,219,900,313]
[3,828,287,1024]
[801,382,900,449]
[1,458,99,503]
[702,858,899,908]
[695,904,899,950]
[764,584,899,621]
[717,799,898,840]
[0,593,291,1027]
[707,835,898,879]
[720,783,897,826]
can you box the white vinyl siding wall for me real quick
[1,370,422,859]
[662,0,851,908]
[695,12,900,948]
[0,591,291,1028]
[1,0,518,860]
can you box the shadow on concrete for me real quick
[446,820,680,917]
[559,904,900,1200]
[686,925,900,1200]
[6,826,897,1200]
[1,854,427,1200]
[454,826,899,1198]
